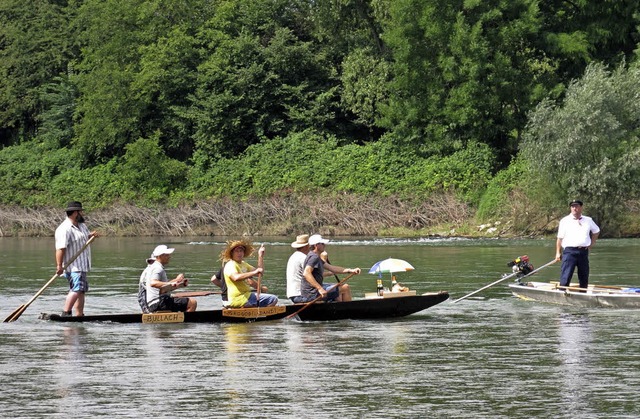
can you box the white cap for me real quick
[152,245,175,257]
[309,234,329,246]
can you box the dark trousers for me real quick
[560,247,590,288]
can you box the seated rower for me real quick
[142,245,197,313]
[300,234,360,303]
[137,253,156,313]
[221,239,278,308]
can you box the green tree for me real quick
[538,0,640,79]
[119,135,188,202]
[521,62,640,231]
[72,0,209,164]
[340,47,391,131]
[0,0,75,144]
[380,0,555,162]
[37,75,77,149]
[186,0,338,170]
[378,0,640,165]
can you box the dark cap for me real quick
[569,200,583,207]
[65,201,84,212]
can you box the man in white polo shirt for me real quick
[555,200,600,288]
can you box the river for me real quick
[1,236,639,418]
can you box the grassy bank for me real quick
[0,193,477,238]
[2,193,637,239]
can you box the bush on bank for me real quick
[0,129,498,236]
[0,129,496,209]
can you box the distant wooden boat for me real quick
[509,281,640,308]
[39,291,449,323]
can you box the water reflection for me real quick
[556,312,593,411]
[60,325,89,361]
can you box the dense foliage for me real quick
[1,0,640,234]
[520,62,640,232]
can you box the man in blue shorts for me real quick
[55,201,98,317]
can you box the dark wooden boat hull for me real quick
[39,292,449,324]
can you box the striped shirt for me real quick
[55,218,92,272]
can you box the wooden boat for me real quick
[509,281,640,308]
[39,291,449,324]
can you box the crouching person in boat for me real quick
[141,245,197,313]
[222,239,278,308]
[137,253,157,313]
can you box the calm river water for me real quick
[1,236,640,418]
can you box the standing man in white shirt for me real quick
[556,200,600,288]
[55,201,97,317]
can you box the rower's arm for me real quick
[55,248,65,275]
[229,265,262,282]
[324,263,360,275]
[303,266,324,292]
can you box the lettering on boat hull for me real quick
[142,312,185,323]
[222,306,286,318]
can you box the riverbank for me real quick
[1,193,635,238]
[0,194,523,239]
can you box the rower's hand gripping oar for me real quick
[320,251,341,283]
[4,235,97,322]
[452,258,558,303]
[285,272,357,320]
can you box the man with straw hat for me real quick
[222,239,278,308]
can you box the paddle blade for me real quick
[4,304,26,323]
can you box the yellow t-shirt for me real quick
[224,260,253,307]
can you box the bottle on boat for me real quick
[376,279,384,296]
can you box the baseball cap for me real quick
[308,234,329,246]
[152,245,175,257]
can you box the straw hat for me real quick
[221,239,254,261]
[291,234,309,248]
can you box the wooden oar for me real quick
[159,276,188,294]
[256,243,264,308]
[172,290,221,298]
[285,272,356,320]
[453,259,558,303]
[4,235,96,322]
